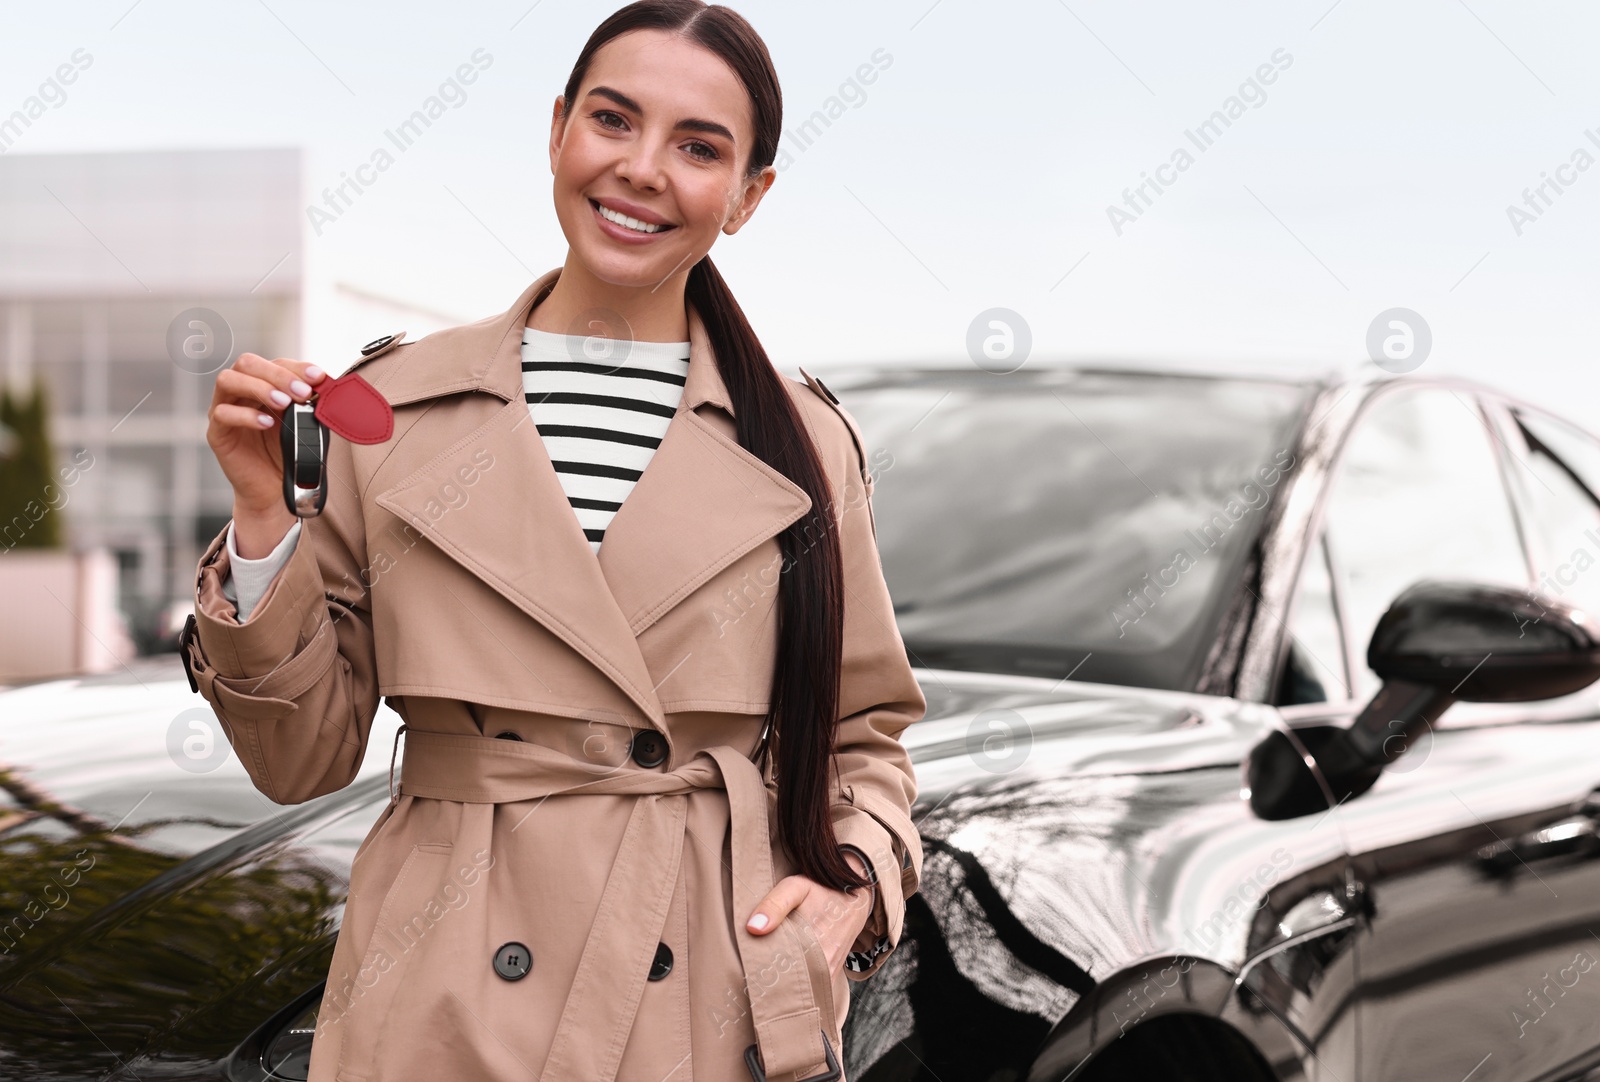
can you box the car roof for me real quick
[793,356,1336,388]
[792,359,1597,443]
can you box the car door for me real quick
[1299,383,1600,1082]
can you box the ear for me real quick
[549,95,568,175]
[723,165,777,236]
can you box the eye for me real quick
[590,109,626,130]
[685,141,719,162]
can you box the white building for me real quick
[0,147,464,670]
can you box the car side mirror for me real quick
[1248,580,1600,820]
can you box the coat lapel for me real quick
[366,267,814,725]
[595,304,815,636]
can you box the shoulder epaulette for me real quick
[796,366,878,538]
[343,331,408,375]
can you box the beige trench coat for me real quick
[181,267,927,1082]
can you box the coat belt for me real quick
[387,725,835,1082]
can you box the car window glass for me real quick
[1513,411,1600,618]
[841,371,1310,692]
[1278,531,1350,705]
[1323,388,1529,700]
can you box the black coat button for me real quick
[360,334,396,356]
[649,942,673,981]
[493,942,532,980]
[630,728,668,768]
[495,731,523,741]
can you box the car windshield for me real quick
[837,368,1313,692]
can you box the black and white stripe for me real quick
[521,327,690,554]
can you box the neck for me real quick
[526,251,692,342]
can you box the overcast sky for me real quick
[4,0,1597,416]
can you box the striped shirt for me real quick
[520,327,691,555]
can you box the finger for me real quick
[817,881,871,927]
[747,874,811,934]
[233,353,320,403]
[809,891,869,958]
[254,355,322,400]
[798,894,860,973]
[213,403,278,430]
[217,366,297,413]
[278,357,328,384]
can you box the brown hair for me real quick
[560,1,870,896]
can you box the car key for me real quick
[279,370,395,518]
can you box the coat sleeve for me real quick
[795,377,927,982]
[181,429,380,806]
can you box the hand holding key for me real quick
[205,353,326,557]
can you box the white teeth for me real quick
[595,202,665,233]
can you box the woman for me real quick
[184,2,926,1080]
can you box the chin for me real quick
[577,244,690,290]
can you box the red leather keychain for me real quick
[281,371,394,517]
[312,371,394,445]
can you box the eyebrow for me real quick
[585,86,736,145]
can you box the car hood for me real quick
[0,657,404,861]
[904,665,1278,794]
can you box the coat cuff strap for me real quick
[830,801,917,979]
[184,517,336,718]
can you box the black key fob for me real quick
[280,399,329,517]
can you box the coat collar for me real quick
[368,266,736,418]
[365,267,811,728]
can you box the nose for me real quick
[614,135,668,192]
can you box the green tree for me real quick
[0,376,63,551]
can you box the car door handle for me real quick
[1478,813,1593,870]
[1477,805,1600,877]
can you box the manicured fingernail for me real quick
[270,389,291,407]
[747,913,768,931]
[257,413,273,427]
[290,380,313,398]
[306,366,324,380]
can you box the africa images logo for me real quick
[306,49,494,236]
[1105,48,1293,236]
[0,49,93,154]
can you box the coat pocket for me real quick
[332,841,454,1082]
[347,797,400,880]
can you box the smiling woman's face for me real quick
[549,29,773,291]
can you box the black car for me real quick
[4,362,1600,1082]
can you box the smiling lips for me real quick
[590,198,675,236]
